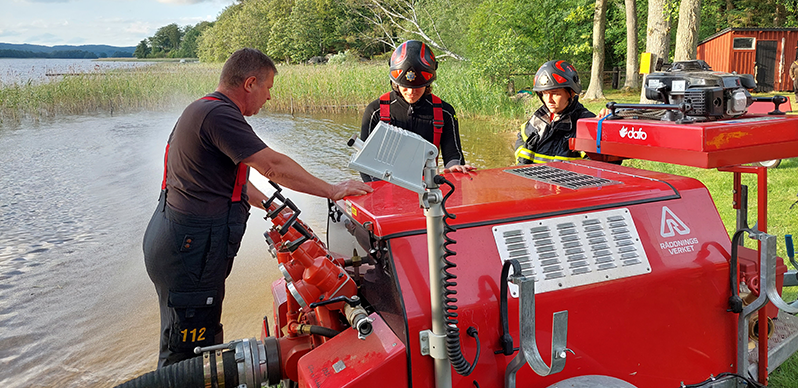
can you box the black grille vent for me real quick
[506,165,621,190]
[685,90,707,115]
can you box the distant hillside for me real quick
[0,43,135,58]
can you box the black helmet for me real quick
[389,40,438,88]
[533,60,581,94]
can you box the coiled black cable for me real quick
[434,175,480,376]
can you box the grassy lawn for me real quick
[581,89,798,387]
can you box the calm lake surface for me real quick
[0,58,155,85]
[0,108,514,387]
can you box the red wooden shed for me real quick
[697,27,798,92]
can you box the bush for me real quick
[327,50,360,66]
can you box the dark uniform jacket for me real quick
[515,97,595,164]
[361,91,466,181]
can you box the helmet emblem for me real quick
[406,70,416,82]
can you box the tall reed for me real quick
[0,61,532,124]
[0,63,220,122]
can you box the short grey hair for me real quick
[219,48,278,88]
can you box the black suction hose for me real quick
[114,351,238,388]
[434,175,480,376]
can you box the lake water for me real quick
[0,107,515,387]
[0,58,156,85]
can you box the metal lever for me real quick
[309,295,362,308]
[752,96,788,115]
[505,273,569,388]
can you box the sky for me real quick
[0,0,236,47]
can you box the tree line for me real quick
[134,22,213,59]
[136,0,798,96]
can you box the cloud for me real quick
[0,30,22,38]
[156,0,211,4]
[24,0,70,3]
[125,21,153,35]
[66,37,86,44]
[27,33,63,43]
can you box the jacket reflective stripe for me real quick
[519,122,529,142]
[515,146,582,164]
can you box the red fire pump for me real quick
[117,93,798,388]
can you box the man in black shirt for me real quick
[143,48,371,367]
[360,40,474,181]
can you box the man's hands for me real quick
[597,108,612,119]
[328,180,373,201]
[443,164,476,174]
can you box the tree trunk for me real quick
[584,0,608,100]
[774,0,786,26]
[623,0,639,90]
[674,0,702,61]
[726,0,734,26]
[640,0,672,102]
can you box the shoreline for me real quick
[94,57,199,63]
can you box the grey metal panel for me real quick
[493,207,651,296]
[504,165,622,190]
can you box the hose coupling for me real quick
[344,304,374,340]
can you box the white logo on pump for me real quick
[660,206,690,237]
[619,126,648,140]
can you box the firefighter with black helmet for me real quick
[360,40,474,181]
[515,60,595,164]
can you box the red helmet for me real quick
[533,60,582,94]
[389,40,438,88]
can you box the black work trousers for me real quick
[142,191,248,368]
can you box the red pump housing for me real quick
[269,160,757,387]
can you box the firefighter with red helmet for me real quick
[515,60,595,164]
[360,40,474,181]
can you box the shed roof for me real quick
[699,27,798,45]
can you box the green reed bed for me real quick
[266,63,385,113]
[266,61,529,123]
[0,63,221,122]
[0,61,530,124]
